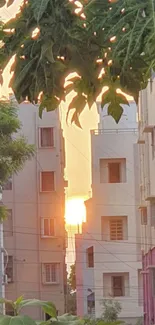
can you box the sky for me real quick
[0,1,99,202]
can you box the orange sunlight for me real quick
[65,198,86,225]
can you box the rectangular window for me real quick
[108,162,120,183]
[87,246,94,268]
[110,219,123,240]
[141,207,147,225]
[87,293,95,315]
[43,263,59,284]
[4,256,13,283]
[40,172,55,192]
[4,209,13,237]
[41,218,55,237]
[100,158,126,183]
[2,178,12,190]
[40,127,54,148]
[112,276,124,297]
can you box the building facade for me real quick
[3,102,67,319]
[138,79,155,325]
[75,103,143,322]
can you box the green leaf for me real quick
[18,299,57,318]
[65,83,74,95]
[71,111,82,128]
[0,0,6,8]
[108,103,123,123]
[66,94,86,126]
[39,96,60,118]
[87,93,95,109]
[41,41,55,63]
[13,58,36,91]
[14,296,24,307]
[0,205,8,222]
[116,93,129,106]
[0,315,37,325]
[101,89,111,108]
[68,94,86,111]
[31,0,50,22]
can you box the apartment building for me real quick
[75,102,143,323]
[2,102,67,319]
[138,77,155,325]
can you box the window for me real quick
[100,158,126,183]
[112,276,124,297]
[41,218,55,237]
[4,256,13,283]
[40,127,54,148]
[87,293,95,315]
[110,219,123,240]
[4,209,13,237]
[43,263,59,284]
[108,162,120,183]
[40,172,55,192]
[141,207,147,225]
[2,178,12,190]
[87,246,94,268]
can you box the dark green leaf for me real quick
[116,93,129,106]
[31,0,50,22]
[39,96,60,118]
[71,111,82,128]
[108,103,123,123]
[13,58,36,91]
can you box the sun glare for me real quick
[65,198,86,225]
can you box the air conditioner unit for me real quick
[3,274,8,285]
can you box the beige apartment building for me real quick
[76,102,143,322]
[2,102,67,319]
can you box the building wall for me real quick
[138,79,155,325]
[3,102,66,319]
[76,102,143,321]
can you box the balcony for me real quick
[91,128,138,136]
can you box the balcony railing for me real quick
[91,128,138,135]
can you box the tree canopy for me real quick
[0,0,153,125]
[0,100,35,220]
[68,264,76,291]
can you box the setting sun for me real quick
[65,198,86,225]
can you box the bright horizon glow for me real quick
[65,198,86,225]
